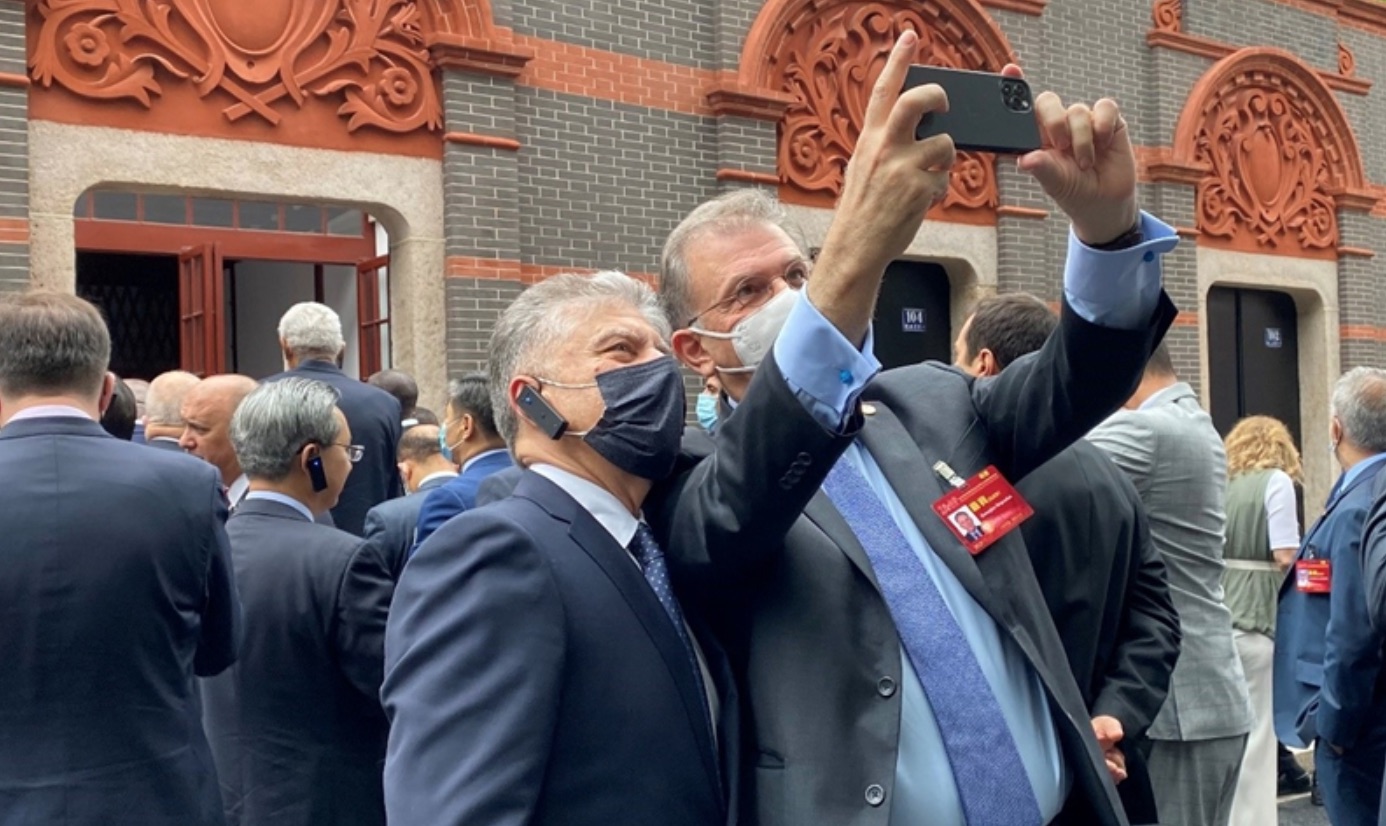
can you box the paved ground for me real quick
[1278,791,1329,826]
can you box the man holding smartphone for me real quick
[651,30,1177,826]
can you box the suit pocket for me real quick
[1296,658,1324,688]
[753,752,786,825]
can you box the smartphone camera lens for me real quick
[1001,80,1031,113]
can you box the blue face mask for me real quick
[438,420,455,463]
[696,392,719,432]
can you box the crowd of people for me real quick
[4,30,1386,826]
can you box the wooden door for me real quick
[356,254,390,379]
[178,243,226,376]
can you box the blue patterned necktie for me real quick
[822,456,1043,826]
[628,524,715,740]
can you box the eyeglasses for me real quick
[686,262,810,327]
[335,443,365,463]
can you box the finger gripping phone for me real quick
[904,65,1042,154]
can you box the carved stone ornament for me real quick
[1339,42,1356,77]
[770,1,1004,217]
[1193,70,1344,253]
[30,0,443,134]
[1152,0,1181,33]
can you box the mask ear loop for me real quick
[527,378,593,438]
[686,326,758,375]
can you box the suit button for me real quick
[876,676,896,698]
[865,784,886,807]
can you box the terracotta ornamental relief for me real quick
[1192,67,1353,256]
[769,0,1010,222]
[30,0,443,137]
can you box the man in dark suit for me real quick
[651,36,1177,826]
[99,376,137,439]
[1275,367,1386,824]
[143,369,199,452]
[411,372,512,551]
[955,293,1180,825]
[362,424,457,581]
[266,302,403,535]
[0,290,239,825]
[383,271,736,826]
[368,369,420,428]
[201,377,394,826]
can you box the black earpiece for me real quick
[307,455,328,492]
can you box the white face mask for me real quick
[689,287,799,375]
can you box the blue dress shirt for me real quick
[770,211,1178,825]
[1340,452,1386,498]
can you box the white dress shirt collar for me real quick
[418,470,458,490]
[6,405,93,423]
[530,463,640,547]
[227,474,250,506]
[242,490,314,521]
[462,447,510,475]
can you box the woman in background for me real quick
[1223,415,1304,826]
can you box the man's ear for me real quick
[671,329,717,382]
[97,372,117,415]
[976,349,1000,378]
[458,413,475,444]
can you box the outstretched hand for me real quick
[1012,78,1139,246]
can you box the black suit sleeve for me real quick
[971,296,1176,483]
[194,476,241,677]
[1091,494,1180,737]
[333,538,396,702]
[654,355,861,596]
[382,510,564,826]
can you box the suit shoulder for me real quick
[103,438,221,488]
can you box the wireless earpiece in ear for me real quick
[307,456,328,493]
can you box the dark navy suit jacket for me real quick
[201,497,393,826]
[383,471,738,826]
[0,416,239,825]
[362,474,453,581]
[1274,457,1386,749]
[410,449,513,554]
[267,360,403,536]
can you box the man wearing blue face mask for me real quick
[696,376,722,433]
[409,372,511,553]
[382,271,735,826]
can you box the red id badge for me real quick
[1296,558,1332,594]
[931,465,1034,555]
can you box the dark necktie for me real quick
[822,455,1043,826]
[628,524,715,741]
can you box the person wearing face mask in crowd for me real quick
[696,376,722,433]
[382,271,736,826]
[409,373,511,554]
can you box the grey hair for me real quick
[658,189,805,331]
[0,290,111,399]
[144,370,200,426]
[231,378,342,481]
[1332,366,1386,453]
[489,271,671,445]
[277,302,345,360]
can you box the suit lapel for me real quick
[518,474,723,800]
[854,404,1002,616]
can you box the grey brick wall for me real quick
[0,0,26,291]
[1338,210,1386,369]
[716,0,767,70]
[1340,27,1386,191]
[1184,0,1337,73]
[514,88,718,273]
[510,0,716,68]
[445,277,526,379]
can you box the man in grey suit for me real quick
[143,370,199,451]
[201,378,393,826]
[361,424,457,581]
[1088,345,1253,826]
[652,34,1179,826]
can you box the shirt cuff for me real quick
[771,290,881,432]
[1064,211,1179,330]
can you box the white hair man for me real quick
[654,31,1179,826]
[201,377,393,826]
[383,271,730,826]
[268,302,404,536]
[1276,367,1386,824]
[143,369,200,451]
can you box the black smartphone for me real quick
[904,65,1042,154]
[517,384,568,440]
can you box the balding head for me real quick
[144,370,201,440]
[179,374,259,484]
